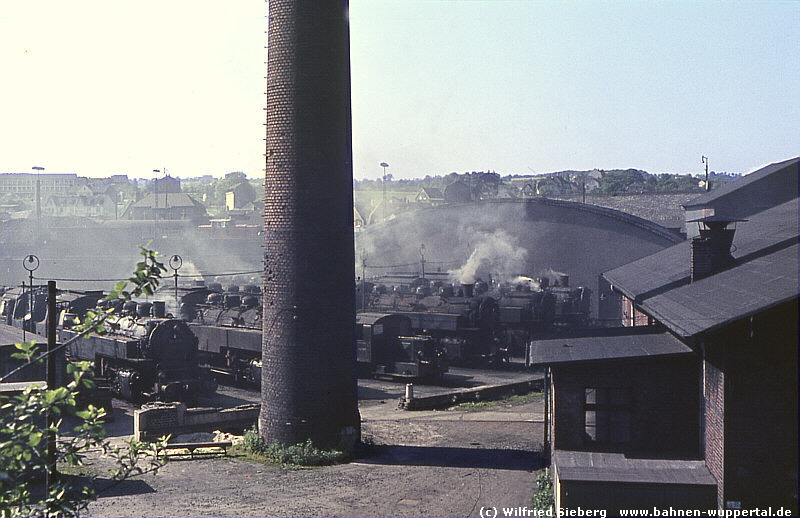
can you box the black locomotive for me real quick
[181,286,449,383]
[60,301,217,402]
[1,286,215,402]
[362,274,592,360]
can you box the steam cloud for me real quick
[449,230,527,284]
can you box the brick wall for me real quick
[702,342,725,509]
[552,355,699,455]
[709,301,798,513]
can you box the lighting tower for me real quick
[380,162,389,222]
[261,1,360,450]
[32,166,44,237]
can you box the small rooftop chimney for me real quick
[688,215,746,282]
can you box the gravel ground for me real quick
[83,374,545,517]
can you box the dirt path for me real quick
[85,397,545,517]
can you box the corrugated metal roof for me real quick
[640,243,798,337]
[554,451,717,485]
[530,328,692,365]
[683,157,799,209]
[604,199,799,301]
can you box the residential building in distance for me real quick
[122,192,208,222]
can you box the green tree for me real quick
[0,245,170,517]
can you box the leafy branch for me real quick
[0,245,170,517]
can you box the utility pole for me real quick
[702,156,710,191]
[419,244,426,280]
[361,250,367,311]
[46,281,57,489]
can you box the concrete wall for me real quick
[134,402,259,442]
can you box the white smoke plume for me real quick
[450,230,527,284]
[509,275,541,290]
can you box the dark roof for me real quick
[0,323,45,346]
[418,187,444,199]
[604,199,799,302]
[130,193,205,209]
[553,451,717,486]
[356,312,409,325]
[686,215,747,224]
[530,328,692,366]
[641,243,798,337]
[683,157,799,210]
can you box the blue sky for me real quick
[1,1,797,180]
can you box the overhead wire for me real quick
[31,270,263,283]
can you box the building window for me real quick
[584,387,631,444]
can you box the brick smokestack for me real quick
[261,1,359,450]
[689,216,742,282]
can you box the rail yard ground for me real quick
[84,367,546,517]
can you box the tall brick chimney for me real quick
[688,216,745,282]
[261,1,360,451]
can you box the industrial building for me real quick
[532,158,799,514]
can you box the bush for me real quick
[531,468,554,511]
[241,427,345,466]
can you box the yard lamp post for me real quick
[169,254,182,315]
[22,254,39,341]
[32,166,44,238]
[380,162,389,222]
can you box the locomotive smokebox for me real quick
[261,1,360,451]
[462,284,475,298]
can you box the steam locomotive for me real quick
[59,300,217,402]
[362,273,592,359]
[1,286,216,402]
[182,286,263,384]
[180,285,449,383]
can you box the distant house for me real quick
[122,192,208,222]
[414,187,444,206]
[443,181,471,203]
[533,166,798,514]
[42,194,117,219]
[225,181,257,211]
[520,182,537,197]
[152,175,182,194]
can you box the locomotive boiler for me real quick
[60,301,216,402]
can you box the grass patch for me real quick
[236,427,346,467]
[531,468,554,511]
[451,391,543,412]
[56,463,102,478]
